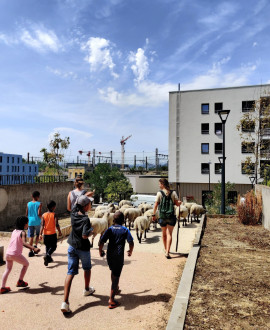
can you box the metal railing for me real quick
[0,175,68,185]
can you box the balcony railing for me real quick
[201,130,209,134]
[261,128,270,136]
[201,169,210,174]
[215,149,223,154]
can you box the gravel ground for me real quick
[0,220,199,330]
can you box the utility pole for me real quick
[134,155,136,168]
[93,149,95,168]
[146,157,148,171]
[110,151,113,169]
[155,148,159,172]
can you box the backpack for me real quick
[159,190,175,219]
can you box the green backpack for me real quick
[159,190,175,219]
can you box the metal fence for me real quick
[0,175,68,185]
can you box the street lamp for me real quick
[217,110,230,214]
[249,176,256,190]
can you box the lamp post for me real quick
[208,161,211,192]
[249,176,256,190]
[217,110,230,214]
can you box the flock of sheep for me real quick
[88,199,206,246]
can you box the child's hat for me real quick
[75,195,91,206]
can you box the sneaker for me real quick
[43,256,48,266]
[61,302,71,313]
[47,256,54,263]
[28,251,35,257]
[0,287,11,294]
[83,286,95,296]
[33,245,39,254]
[16,280,28,287]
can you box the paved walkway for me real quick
[0,221,199,330]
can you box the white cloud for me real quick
[182,60,257,90]
[129,48,149,84]
[51,127,93,139]
[253,42,258,47]
[99,80,175,107]
[46,66,78,80]
[20,27,61,53]
[199,3,237,26]
[81,37,118,78]
[0,33,15,45]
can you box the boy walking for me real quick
[39,200,62,266]
[26,191,42,257]
[99,211,134,309]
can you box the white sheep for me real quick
[144,209,159,230]
[138,203,153,214]
[183,202,197,223]
[93,210,114,227]
[90,212,109,247]
[175,205,188,226]
[119,204,133,213]
[134,216,150,243]
[124,208,142,230]
[119,200,132,208]
[190,204,206,222]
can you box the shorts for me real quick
[67,245,91,275]
[107,256,124,277]
[28,225,41,238]
[158,217,176,227]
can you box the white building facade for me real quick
[169,84,270,203]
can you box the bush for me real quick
[237,190,262,225]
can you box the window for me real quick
[215,163,222,174]
[241,163,255,174]
[201,123,209,134]
[201,163,210,174]
[7,157,9,163]
[260,118,270,136]
[201,103,209,114]
[29,167,31,172]
[35,166,37,172]
[201,143,209,154]
[260,160,270,177]
[260,140,270,158]
[7,165,9,172]
[242,100,255,112]
[215,143,223,154]
[215,102,223,113]
[0,165,2,172]
[228,191,238,204]
[17,157,20,164]
[12,157,14,163]
[215,123,222,135]
[23,166,25,172]
[241,142,255,153]
[0,156,2,163]
[241,120,255,132]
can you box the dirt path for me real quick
[185,217,270,329]
[0,221,199,330]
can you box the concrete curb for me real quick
[166,214,207,330]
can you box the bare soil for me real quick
[185,217,270,330]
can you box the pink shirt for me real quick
[6,229,23,256]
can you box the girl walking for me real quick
[1,216,40,294]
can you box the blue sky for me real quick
[0,0,270,165]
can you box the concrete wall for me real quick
[256,184,270,230]
[0,181,73,230]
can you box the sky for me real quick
[0,0,270,166]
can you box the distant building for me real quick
[169,84,270,204]
[68,166,86,180]
[0,152,38,185]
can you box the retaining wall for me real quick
[0,182,73,230]
[256,184,270,230]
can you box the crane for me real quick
[120,135,132,170]
[78,150,91,168]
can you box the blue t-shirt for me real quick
[101,225,133,259]
[27,201,41,226]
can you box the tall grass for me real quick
[237,190,262,225]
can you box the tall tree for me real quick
[237,91,270,184]
[40,132,70,174]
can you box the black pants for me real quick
[44,234,57,257]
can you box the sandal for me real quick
[0,287,11,294]
[165,253,171,259]
[16,280,28,287]
[109,301,121,309]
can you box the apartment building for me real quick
[168,84,270,203]
[0,152,38,185]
